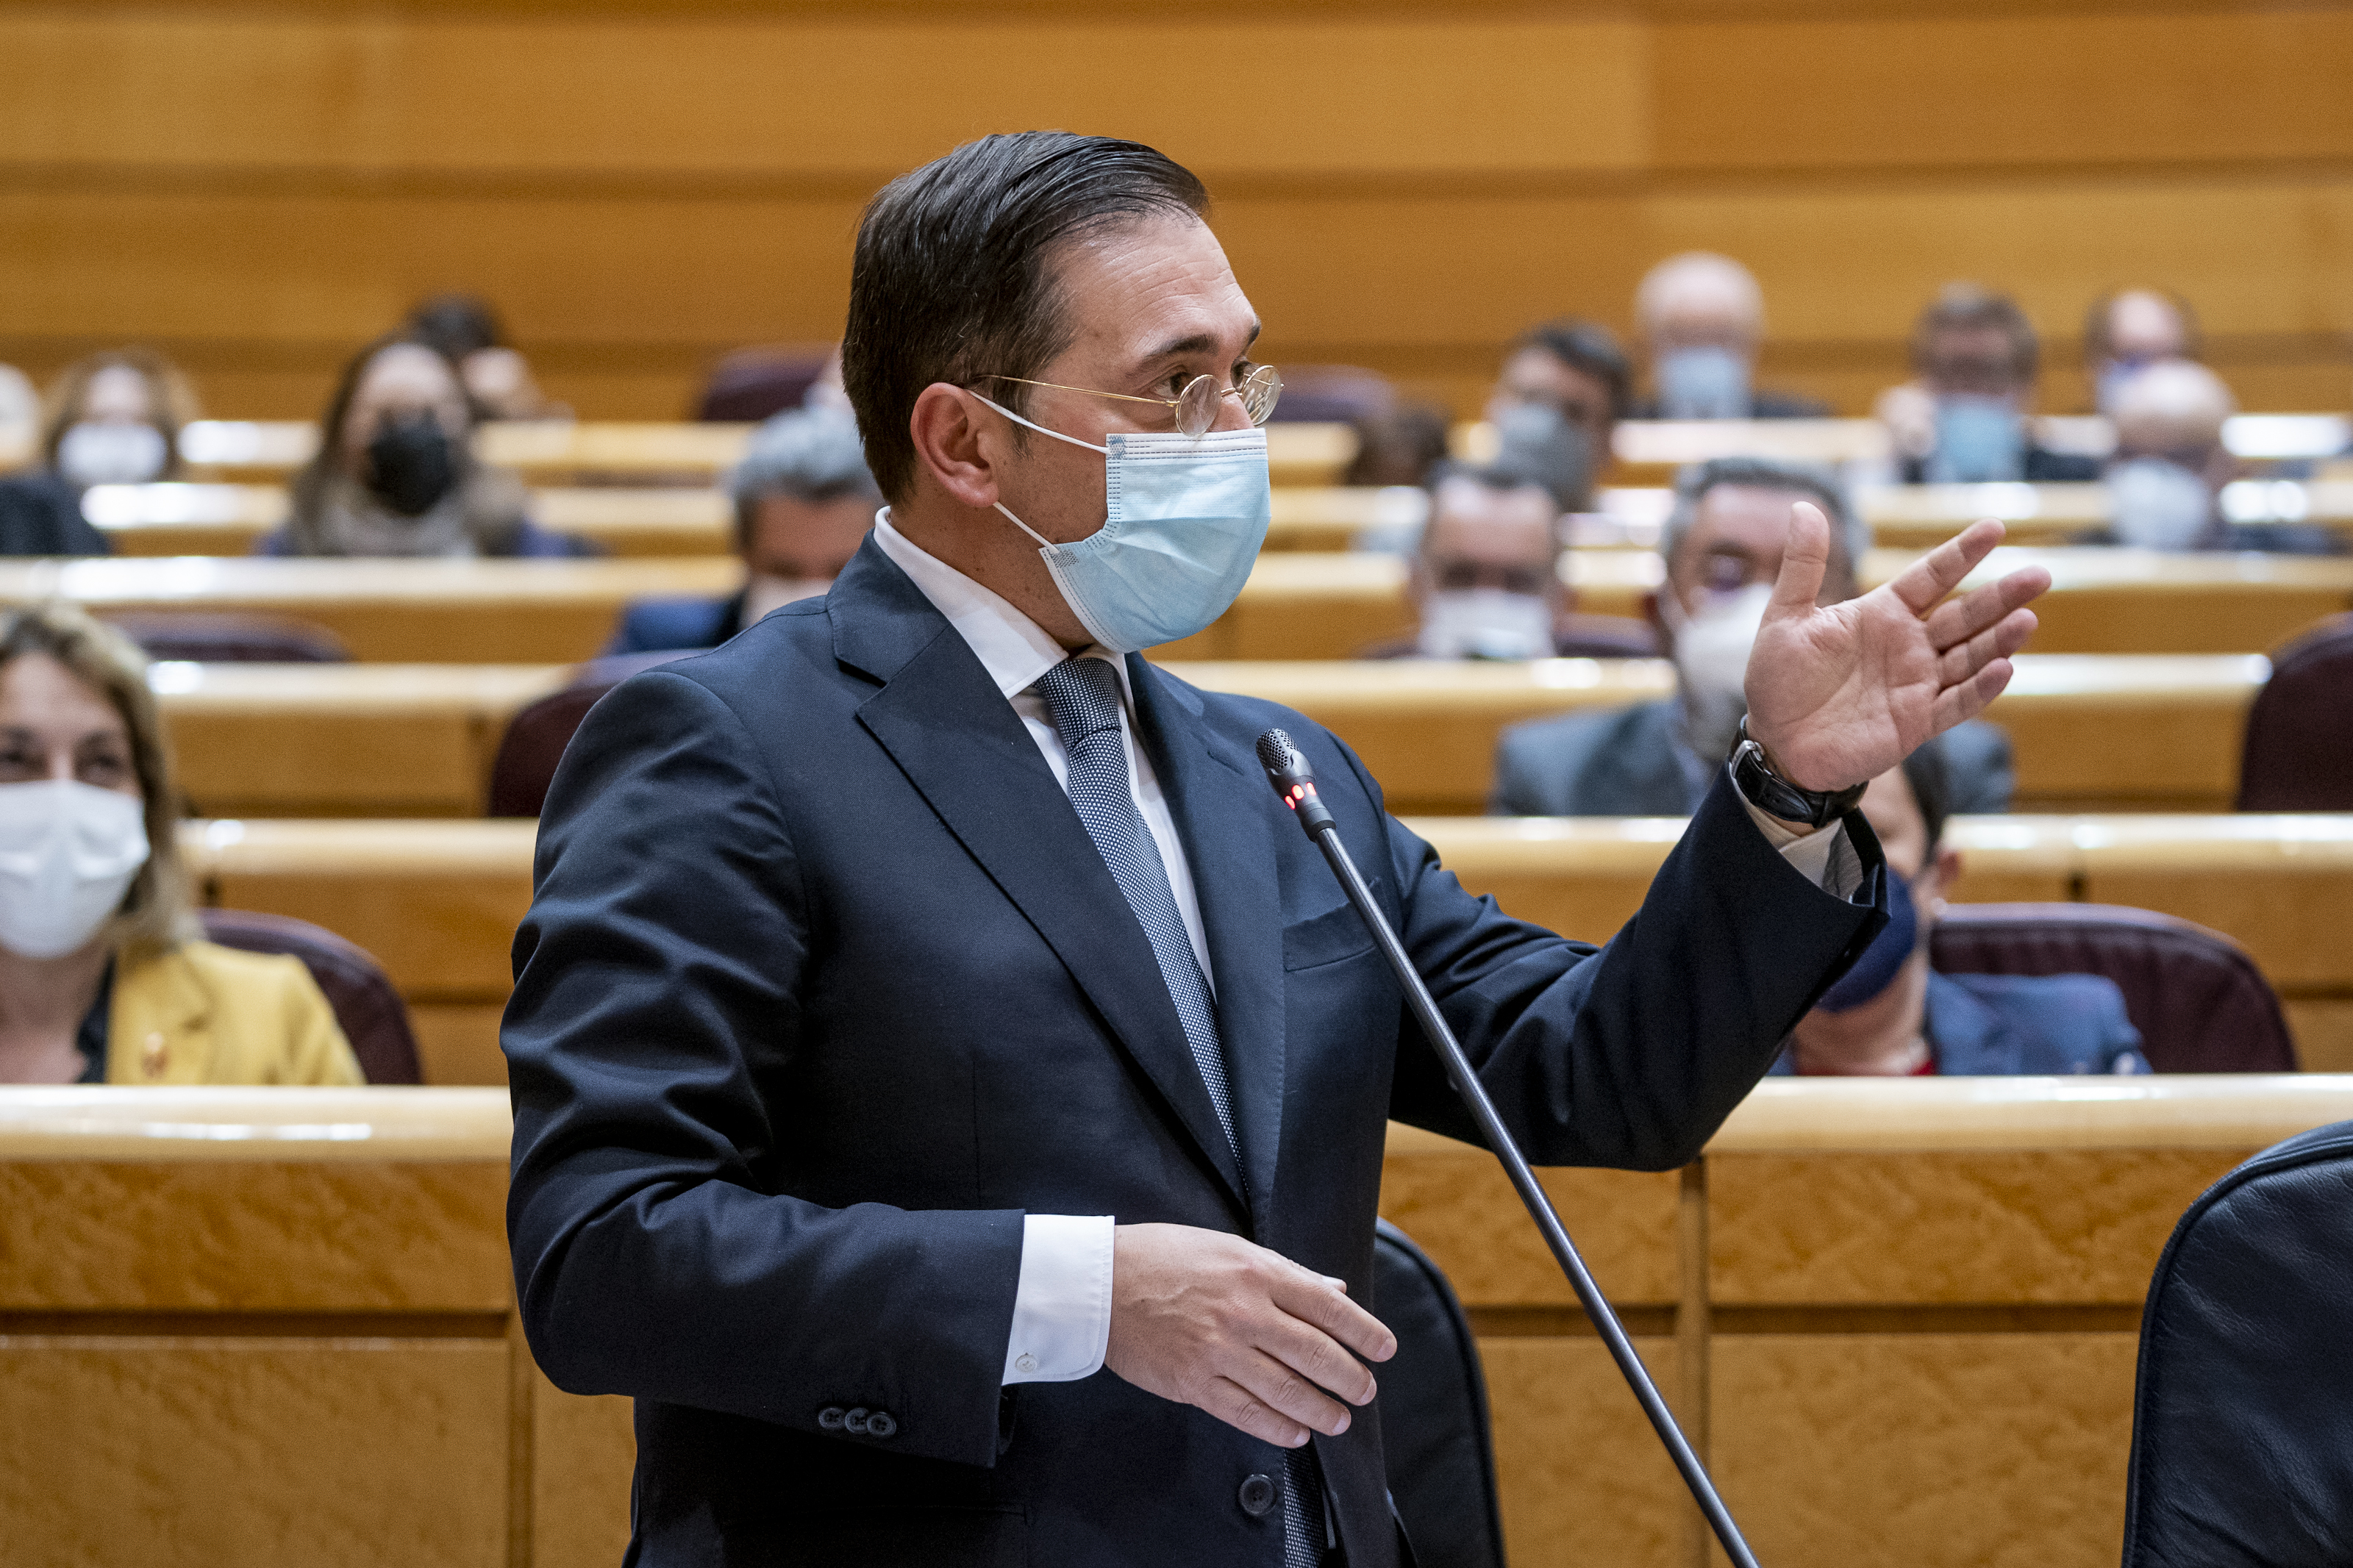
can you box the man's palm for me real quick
[1743,506,2050,794]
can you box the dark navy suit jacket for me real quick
[502,537,1887,1567]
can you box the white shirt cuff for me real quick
[1740,790,1865,901]
[1002,1214,1114,1385]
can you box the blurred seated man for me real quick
[1628,252,1828,421]
[1362,465,1657,660]
[0,602,364,1085]
[407,293,561,422]
[1485,318,1629,509]
[261,334,587,558]
[1774,739,2149,1075]
[2085,287,2199,415]
[1879,284,2101,485]
[606,407,881,655]
[1490,456,2015,814]
[2101,360,2236,551]
[1340,401,1451,488]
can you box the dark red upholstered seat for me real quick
[488,651,688,817]
[2236,613,2353,811]
[694,346,834,423]
[105,611,350,664]
[1930,903,2296,1073]
[1263,364,1394,425]
[197,908,422,1084]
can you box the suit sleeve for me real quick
[1486,722,1552,817]
[502,670,1025,1467]
[1343,738,1888,1170]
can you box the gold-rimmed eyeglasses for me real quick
[979,365,1282,439]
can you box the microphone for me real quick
[1256,727,1764,1568]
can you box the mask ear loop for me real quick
[967,390,1110,549]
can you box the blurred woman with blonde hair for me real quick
[0,602,361,1084]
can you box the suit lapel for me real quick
[835,544,1249,1217]
[1130,657,1287,1236]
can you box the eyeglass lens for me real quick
[1174,366,1285,437]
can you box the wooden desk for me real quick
[174,814,2353,1086]
[87,483,740,559]
[1165,652,2263,815]
[0,556,739,662]
[11,1078,2352,1568]
[153,663,569,817]
[173,420,1361,489]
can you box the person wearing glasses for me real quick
[504,132,2049,1568]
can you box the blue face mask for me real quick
[1653,346,1751,421]
[975,393,1272,654]
[1816,867,1918,1013]
[1925,396,2024,484]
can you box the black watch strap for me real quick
[1729,717,1867,830]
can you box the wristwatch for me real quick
[1730,717,1867,830]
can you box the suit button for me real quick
[865,1411,897,1439]
[818,1406,846,1431]
[1238,1473,1277,1517]
[843,1407,869,1434]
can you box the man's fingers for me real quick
[1257,1311,1381,1408]
[1765,501,1832,620]
[1887,518,2007,616]
[1229,1347,1357,1437]
[1204,1375,1314,1449]
[1935,607,2038,690]
[1274,1270,1397,1366]
[1929,657,2017,733]
[1922,564,2052,652]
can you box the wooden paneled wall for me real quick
[1,1,2349,421]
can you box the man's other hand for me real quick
[1105,1222,1396,1447]
[1744,505,2051,792]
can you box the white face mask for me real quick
[743,573,832,626]
[2107,457,2215,551]
[0,779,151,960]
[1416,588,1554,660]
[1660,581,1773,765]
[56,422,168,487]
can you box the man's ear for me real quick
[907,384,1001,512]
[1922,844,1963,913]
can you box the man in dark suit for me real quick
[604,406,881,654]
[504,132,2049,1567]
[1880,284,2103,485]
[1491,457,2017,817]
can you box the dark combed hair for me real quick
[842,132,1210,501]
[1513,318,1632,423]
[407,294,507,361]
[1911,282,2040,382]
[1900,735,1954,852]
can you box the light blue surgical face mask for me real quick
[1925,395,2024,484]
[974,393,1272,654]
[2107,457,2215,551]
[1654,346,1751,421]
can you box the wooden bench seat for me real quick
[86,483,740,559]
[175,814,2353,1085]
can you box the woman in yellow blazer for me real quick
[0,602,363,1085]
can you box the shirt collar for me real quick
[872,509,1130,704]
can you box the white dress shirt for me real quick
[871,512,1859,1389]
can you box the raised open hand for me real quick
[1743,505,2051,793]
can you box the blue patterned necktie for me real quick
[1030,656,1326,1567]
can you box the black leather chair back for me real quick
[1373,1219,1506,1568]
[2236,613,2353,810]
[1929,903,2295,1072]
[199,908,421,1084]
[2122,1120,2353,1566]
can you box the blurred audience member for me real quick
[0,603,363,1084]
[262,334,585,559]
[1490,457,2014,814]
[1629,252,1828,421]
[1773,740,2149,1076]
[606,409,879,655]
[1879,285,2101,484]
[41,349,197,487]
[2103,361,2235,551]
[0,363,38,436]
[1364,466,1657,661]
[1340,402,1451,488]
[407,293,560,422]
[2085,288,2200,415]
[1486,318,1628,505]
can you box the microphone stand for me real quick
[1255,729,1763,1568]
